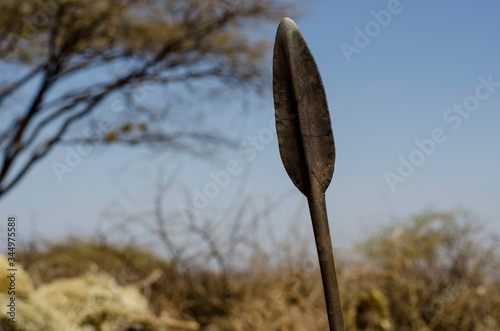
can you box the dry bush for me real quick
[16,239,181,319]
[8,210,500,331]
[208,210,500,331]
[342,210,500,331]
[206,257,330,330]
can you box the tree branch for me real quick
[0,65,44,106]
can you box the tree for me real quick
[0,0,295,198]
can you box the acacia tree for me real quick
[0,0,294,198]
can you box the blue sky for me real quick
[2,0,499,250]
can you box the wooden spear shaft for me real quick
[308,182,344,331]
[273,17,345,330]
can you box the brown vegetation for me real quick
[3,210,499,330]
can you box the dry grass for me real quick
[4,210,499,330]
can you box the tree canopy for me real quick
[0,0,295,197]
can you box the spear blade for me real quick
[273,17,344,331]
[273,17,335,198]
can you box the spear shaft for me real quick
[308,183,344,331]
[272,17,345,330]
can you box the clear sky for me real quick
[2,0,499,250]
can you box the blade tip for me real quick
[278,17,298,31]
[281,17,294,23]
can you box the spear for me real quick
[272,17,344,331]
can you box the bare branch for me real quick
[0,65,44,106]
[0,0,298,198]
